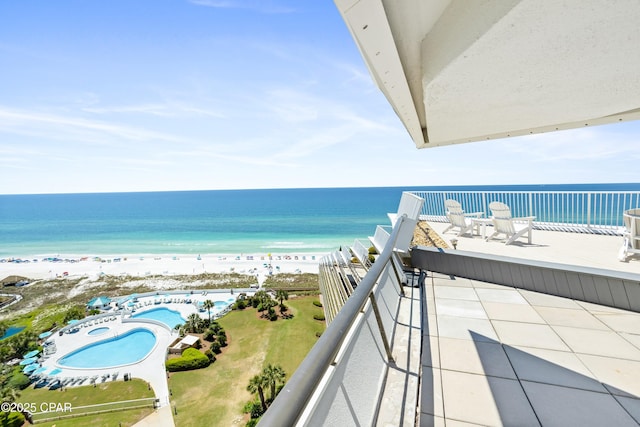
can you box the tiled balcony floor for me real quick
[420,272,640,426]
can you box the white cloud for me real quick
[187,0,296,14]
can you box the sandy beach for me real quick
[0,253,324,282]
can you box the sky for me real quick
[0,0,638,195]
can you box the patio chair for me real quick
[618,208,640,261]
[487,202,535,245]
[442,199,483,236]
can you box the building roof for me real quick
[180,335,199,346]
[334,0,640,148]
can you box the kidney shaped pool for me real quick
[58,328,156,369]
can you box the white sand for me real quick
[0,253,324,282]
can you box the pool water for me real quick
[1,326,25,340]
[214,301,228,308]
[132,307,186,329]
[58,328,156,368]
[88,327,109,336]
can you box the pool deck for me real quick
[36,290,251,426]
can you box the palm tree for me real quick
[262,364,286,402]
[186,313,202,333]
[275,290,288,306]
[202,300,214,324]
[247,374,268,412]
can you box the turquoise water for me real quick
[132,308,186,329]
[1,185,638,256]
[58,328,156,368]
[87,327,109,336]
[0,326,25,340]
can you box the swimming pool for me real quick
[0,326,25,340]
[58,328,156,369]
[132,307,186,329]
[87,327,109,336]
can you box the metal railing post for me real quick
[587,192,592,229]
[369,293,394,363]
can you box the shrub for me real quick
[217,333,227,347]
[203,329,216,342]
[368,246,377,255]
[1,412,25,427]
[209,322,222,334]
[235,299,247,310]
[204,349,216,362]
[166,348,210,372]
[315,331,323,338]
[368,254,375,263]
[313,314,325,321]
[210,341,221,354]
[63,306,85,323]
[312,300,323,307]
[8,372,30,390]
[246,418,259,427]
[243,401,264,419]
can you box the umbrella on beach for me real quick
[20,357,37,365]
[23,349,40,359]
[23,363,39,374]
[39,331,52,339]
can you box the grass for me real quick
[16,379,155,426]
[263,273,319,291]
[168,296,326,426]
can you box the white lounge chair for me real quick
[618,208,640,261]
[442,199,484,235]
[487,202,535,245]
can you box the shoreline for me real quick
[0,252,325,281]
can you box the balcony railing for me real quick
[259,215,411,426]
[411,190,640,235]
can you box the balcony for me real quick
[260,192,640,426]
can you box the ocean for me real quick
[1,184,638,257]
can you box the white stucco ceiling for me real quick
[334,0,640,148]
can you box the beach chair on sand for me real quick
[619,208,640,261]
[487,202,535,245]
[443,199,483,236]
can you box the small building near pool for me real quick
[168,334,200,354]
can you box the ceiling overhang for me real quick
[334,0,640,148]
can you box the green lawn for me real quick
[16,379,155,426]
[168,295,325,426]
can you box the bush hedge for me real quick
[8,372,31,390]
[312,300,322,307]
[313,314,325,321]
[1,412,25,427]
[166,348,210,372]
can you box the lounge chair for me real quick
[442,199,484,235]
[619,208,640,261]
[487,202,535,245]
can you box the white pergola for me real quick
[334,0,640,148]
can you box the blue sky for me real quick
[0,0,638,195]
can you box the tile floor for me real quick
[420,272,640,426]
